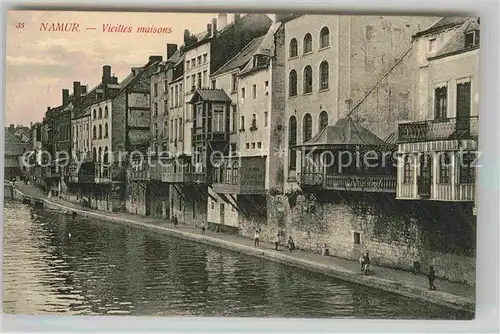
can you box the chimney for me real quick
[183,29,190,43]
[9,124,14,130]
[149,55,163,63]
[211,18,217,37]
[47,107,50,112]
[62,89,70,105]
[218,13,228,30]
[234,13,241,22]
[131,67,141,76]
[102,65,111,80]
[81,85,88,95]
[166,43,178,59]
[30,122,33,128]
[73,81,81,101]
[207,23,211,33]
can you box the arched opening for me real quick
[303,66,312,94]
[288,116,297,170]
[303,33,312,53]
[319,61,329,90]
[303,113,312,142]
[289,70,297,96]
[289,38,298,58]
[319,111,328,131]
[320,27,330,48]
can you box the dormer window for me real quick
[428,38,436,53]
[465,30,480,48]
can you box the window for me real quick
[154,122,158,137]
[434,86,447,119]
[251,143,256,149]
[164,120,168,137]
[164,79,168,92]
[289,38,298,58]
[320,27,330,48]
[192,58,196,67]
[288,116,297,170]
[179,84,183,101]
[104,106,109,118]
[186,60,190,69]
[174,86,178,107]
[203,53,208,63]
[303,113,312,142]
[303,66,312,94]
[179,118,183,139]
[191,75,196,90]
[353,232,361,245]
[203,70,207,87]
[289,70,297,96]
[170,87,174,107]
[240,116,245,131]
[257,142,262,149]
[251,114,257,129]
[465,30,479,48]
[264,112,268,127]
[98,107,102,118]
[246,143,250,149]
[438,152,451,184]
[211,80,216,89]
[403,155,413,184]
[197,73,201,88]
[459,152,476,184]
[154,102,158,117]
[93,147,97,161]
[231,73,237,92]
[213,107,225,132]
[104,123,108,138]
[170,120,173,140]
[174,118,178,139]
[241,87,246,100]
[252,84,257,99]
[197,56,202,65]
[232,105,237,132]
[164,100,168,114]
[319,111,328,131]
[154,83,158,96]
[303,33,312,54]
[265,81,269,96]
[98,124,102,139]
[428,38,436,53]
[93,109,96,119]
[319,61,329,90]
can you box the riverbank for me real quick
[8,183,475,313]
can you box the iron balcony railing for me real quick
[298,173,397,193]
[398,116,478,143]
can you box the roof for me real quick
[431,17,480,59]
[300,118,389,148]
[189,88,232,103]
[414,16,469,37]
[211,36,265,77]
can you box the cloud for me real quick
[6,55,59,66]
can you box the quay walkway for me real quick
[9,183,475,313]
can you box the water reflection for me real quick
[3,200,472,319]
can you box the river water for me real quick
[2,200,472,319]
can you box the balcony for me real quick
[129,164,150,181]
[298,173,397,193]
[161,165,192,183]
[398,116,478,143]
[398,182,475,202]
[95,165,111,183]
[192,127,229,143]
[213,157,266,195]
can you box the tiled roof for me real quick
[211,36,265,77]
[301,118,388,148]
[415,16,469,37]
[432,17,479,59]
[189,88,232,103]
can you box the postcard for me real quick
[4,10,478,319]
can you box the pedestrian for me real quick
[362,250,371,275]
[173,216,178,228]
[201,221,206,235]
[428,266,436,290]
[254,230,260,247]
[274,233,280,251]
[287,236,295,252]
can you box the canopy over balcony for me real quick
[298,117,392,150]
[188,88,232,104]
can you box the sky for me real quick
[5,10,223,126]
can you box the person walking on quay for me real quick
[361,250,371,275]
[254,229,260,247]
[274,234,280,251]
[428,266,437,290]
[287,236,295,252]
[173,216,178,228]
[201,221,206,235]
